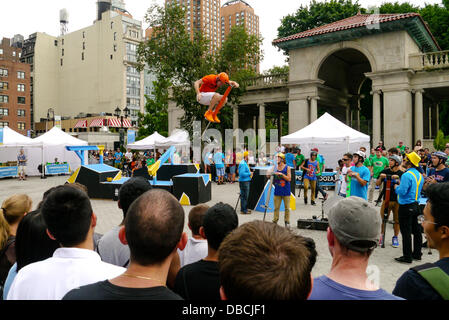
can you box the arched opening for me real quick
[317,48,373,138]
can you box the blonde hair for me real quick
[0,194,32,248]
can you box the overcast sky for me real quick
[0,0,442,72]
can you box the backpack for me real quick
[412,263,449,300]
[0,238,15,299]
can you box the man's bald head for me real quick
[125,189,185,266]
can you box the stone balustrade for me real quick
[410,50,449,70]
[245,73,288,89]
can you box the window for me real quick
[54,40,58,46]
[17,109,25,117]
[61,58,63,66]
[83,31,85,38]
[0,108,8,116]
[62,49,64,56]
[0,49,3,55]
[17,84,25,92]
[114,32,117,41]
[0,82,8,90]
[62,39,64,45]
[0,122,8,128]
[18,122,25,130]
[17,71,25,79]
[111,22,114,29]
[83,42,85,50]
[82,52,84,60]
[18,97,25,104]
[0,68,8,77]
[113,44,117,52]
[0,95,9,103]
[110,54,113,60]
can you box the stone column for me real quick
[436,103,440,134]
[258,103,265,131]
[383,89,413,148]
[278,113,283,139]
[371,90,381,146]
[232,105,239,131]
[414,89,424,143]
[253,116,257,130]
[345,105,350,126]
[310,97,318,123]
[288,99,309,133]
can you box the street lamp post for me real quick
[114,106,130,151]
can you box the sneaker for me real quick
[311,200,316,206]
[204,110,215,122]
[413,255,422,261]
[379,235,384,247]
[285,222,291,229]
[323,193,328,201]
[392,236,399,248]
[212,113,221,123]
[304,198,308,205]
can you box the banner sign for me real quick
[45,163,70,175]
[0,166,18,178]
[0,128,3,145]
[54,116,62,129]
[127,130,136,144]
[296,171,337,187]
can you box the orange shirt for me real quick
[200,74,218,93]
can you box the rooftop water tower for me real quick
[97,0,112,21]
[60,9,69,36]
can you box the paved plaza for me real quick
[0,175,437,294]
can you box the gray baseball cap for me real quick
[327,196,381,253]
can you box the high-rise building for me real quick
[0,38,31,135]
[220,0,259,72]
[20,1,145,130]
[166,0,221,53]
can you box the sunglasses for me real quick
[342,158,350,161]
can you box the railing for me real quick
[409,50,449,70]
[245,73,289,89]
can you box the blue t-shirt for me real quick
[304,160,319,181]
[393,257,449,300]
[114,152,123,163]
[3,262,17,300]
[349,165,370,200]
[285,153,295,169]
[213,152,224,169]
[273,166,291,196]
[309,276,402,300]
[427,167,449,183]
[204,152,211,165]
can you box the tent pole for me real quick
[41,145,46,179]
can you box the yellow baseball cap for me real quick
[277,153,285,159]
[244,151,249,157]
[405,151,421,167]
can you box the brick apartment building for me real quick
[0,38,31,135]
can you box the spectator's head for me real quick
[243,151,249,161]
[375,147,382,156]
[120,189,186,266]
[389,155,402,168]
[445,146,449,156]
[219,221,317,300]
[118,177,152,220]
[200,202,238,251]
[67,182,88,195]
[352,151,365,165]
[342,153,353,166]
[188,204,210,236]
[424,148,430,154]
[388,147,399,156]
[398,141,403,146]
[378,141,383,146]
[15,210,59,271]
[404,146,410,154]
[359,147,367,153]
[431,151,448,168]
[327,197,380,257]
[415,139,422,147]
[310,151,317,161]
[370,148,375,155]
[422,183,449,252]
[41,186,94,247]
[277,153,286,164]
[0,194,32,248]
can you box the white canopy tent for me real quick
[126,131,166,150]
[281,113,370,169]
[0,127,44,177]
[158,130,190,148]
[29,127,88,176]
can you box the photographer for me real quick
[376,155,404,248]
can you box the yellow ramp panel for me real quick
[290,193,296,211]
[180,193,191,206]
[67,167,80,184]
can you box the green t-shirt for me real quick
[397,145,406,153]
[364,154,375,167]
[316,154,325,176]
[146,158,155,166]
[295,154,305,167]
[370,156,389,178]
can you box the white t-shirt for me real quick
[125,152,133,161]
[97,226,130,268]
[177,237,208,268]
[340,166,349,195]
[7,247,125,300]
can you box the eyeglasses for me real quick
[342,158,350,161]
[417,215,438,225]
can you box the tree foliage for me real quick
[263,65,289,75]
[137,3,262,137]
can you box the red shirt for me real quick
[200,74,219,93]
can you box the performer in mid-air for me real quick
[194,72,239,123]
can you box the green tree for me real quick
[137,77,169,139]
[137,3,262,137]
[263,65,289,75]
[434,129,449,150]
[378,2,419,13]
[277,0,365,55]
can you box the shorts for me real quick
[229,165,236,174]
[216,167,225,177]
[198,92,217,106]
[18,166,26,175]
